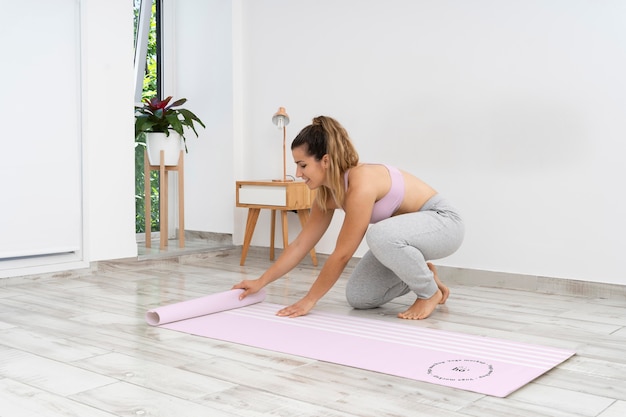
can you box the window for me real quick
[134,0,161,234]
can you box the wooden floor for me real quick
[1,245,625,417]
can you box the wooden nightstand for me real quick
[236,180,318,266]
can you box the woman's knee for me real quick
[345,285,381,310]
[346,295,380,310]
[365,223,393,253]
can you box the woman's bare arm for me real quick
[233,201,334,299]
[276,171,378,317]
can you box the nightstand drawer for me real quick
[236,180,314,210]
[238,185,286,206]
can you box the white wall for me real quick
[163,0,236,234]
[9,0,622,287]
[213,0,624,286]
[82,0,137,262]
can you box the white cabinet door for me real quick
[0,0,82,259]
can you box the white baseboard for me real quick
[436,265,626,301]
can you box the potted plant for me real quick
[135,96,206,165]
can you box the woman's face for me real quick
[292,144,328,189]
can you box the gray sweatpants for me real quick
[345,194,464,309]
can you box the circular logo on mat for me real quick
[427,359,493,382]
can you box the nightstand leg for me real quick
[240,208,260,266]
[297,210,318,266]
[270,209,276,260]
[281,210,289,251]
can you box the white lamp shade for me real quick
[272,107,290,129]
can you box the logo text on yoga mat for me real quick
[427,359,493,382]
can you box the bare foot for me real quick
[427,262,449,304]
[397,289,443,320]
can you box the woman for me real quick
[233,116,464,320]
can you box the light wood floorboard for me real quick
[1,245,625,416]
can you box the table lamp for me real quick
[272,106,292,182]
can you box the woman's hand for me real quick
[276,297,317,318]
[232,279,265,300]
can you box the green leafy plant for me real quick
[135,96,206,152]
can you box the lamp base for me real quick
[272,178,294,182]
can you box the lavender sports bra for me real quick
[343,164,405,224]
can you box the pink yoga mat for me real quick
[147,291,575,397]
[145,289,266,326]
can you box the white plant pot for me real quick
[146,132,184,166]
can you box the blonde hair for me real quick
[291,116,359,211]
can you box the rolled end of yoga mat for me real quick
[146,288,267,326]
